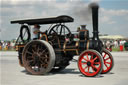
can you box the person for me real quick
[106,40,110,49]
[114,40,118,48]
[77,27,80,32]
[119,40,124,51]
[33,24,41,40]
[124,40,128,51]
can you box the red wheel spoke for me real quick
[104,63,108,68]
[105,57,110,61]
[84,66,88,70]
[91,55,93,60]
[91,67,95,72]
[94,62,100,65]
[86,54,89,60]
[93,57,97,61]
[105,62,111,64]
[88,66,90,72]
[83,57,88,61]
[103,53,107,58]
[92,65,98,70]
[82,62,87,65]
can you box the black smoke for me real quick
[71,2,99,24]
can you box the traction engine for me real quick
[10,4,114,77]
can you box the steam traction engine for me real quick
[11,4,114,77]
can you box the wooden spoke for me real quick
[104,63,108,68]
[103,53,106,58]
[88,66,90,72]
[105,57,110,61]
[92,65,98,71]
[105,62,111,64]
[90,54,94,60]
[94,62,100,65]
[93,57,97,61]
[92,67,95,72]
[84,66,88,70]
[26,51,33,55]
[82,62,87,65]
[83,57,88,61]
[86,54,89,60]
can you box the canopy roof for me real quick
[11,15,74,25]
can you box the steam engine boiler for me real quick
[78,4,103,54]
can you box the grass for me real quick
[112,47,120,51]
[0,49,16,51]
[112,46,128,51]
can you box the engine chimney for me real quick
[90,3,99,40]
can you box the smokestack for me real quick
[90,3,99,40]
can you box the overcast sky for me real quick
[0,0,128,40]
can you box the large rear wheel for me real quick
[78,50,103,77]
[22,40,55,75]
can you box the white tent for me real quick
[99,35,125,40]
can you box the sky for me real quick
[0,0,128,40]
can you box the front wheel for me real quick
[78,50,103,77]
[102,48,114,74]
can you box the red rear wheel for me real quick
[78,50,103,77]
[102,48,114,74]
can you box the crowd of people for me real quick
[0,39,128,51]
[0,40,16,51]
[102,39,128,51]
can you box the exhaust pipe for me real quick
[90,3,99,40]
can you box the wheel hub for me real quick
[33,54,40,62]
[87,61,91,66]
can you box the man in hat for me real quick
[33,24,41,40]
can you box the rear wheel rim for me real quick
[78,50,102,77]
[22,40,55,75]
[102,49,113,73]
